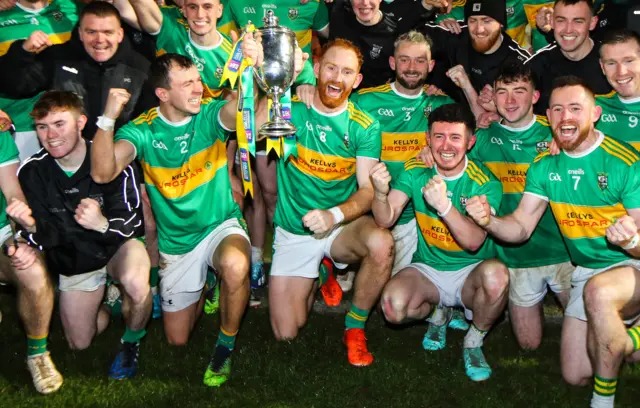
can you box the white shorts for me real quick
[566,259,640,322]
[391,219,418,276]
[158,218,249,312]
[409,261,481,320]
[270,226,347,278]
[509,262,574,307]
[59,268,107,292]
[0,224,11,245]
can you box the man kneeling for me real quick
[372,104,509,381]
[8,91,151,379]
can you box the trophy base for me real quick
[258,120,297,139]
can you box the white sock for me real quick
[463,324,488,348]
[251,246,263,265]
[590,393,615,408]
[427,305,450,326]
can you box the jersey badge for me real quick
[30,17,39,26]
[52,11,63,21]
[215,66,223,79]
[535,141,548,153]
[343,134,350,148]
[597,172,608,190]
[459,196,467,207]
[370,44,383,59]
[288,8,298,20]
[424,106,432,117]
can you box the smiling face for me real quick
[600,39,640,98]
[429,121,475,174]
[79,14,124,63]
[351,0,382,24]
[158,64,205,116]
[182,0,221,37]
[35,110,87,159]
[552,1,596,54]
[494,78,539,125]
[468,15,502,53]
[547,85,601,152]
[390,41,433,90]
[315,46,363,109]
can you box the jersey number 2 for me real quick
[180,141,188,154]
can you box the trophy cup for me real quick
[254,10,298,139]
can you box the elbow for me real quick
[91,171,115,184]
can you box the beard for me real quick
[471,29,501,53]
[317,78,352,109]
[553,120,590,151]
[396,70,427,90]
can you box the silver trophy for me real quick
[254,10,298,138]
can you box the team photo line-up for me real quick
[1,0,640,406]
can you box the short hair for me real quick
[150,53,196,90]
[318,39,364,71]
[428,104,476,136]
[30,90,85,121]
[494,63,537,90]
[600,28,640,57]
[550,75,595,102]
[554,0,594,14]
[79,1,122,26]
[394,30,433,53]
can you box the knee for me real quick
[518,337,541,351]
[120,273,151,305]
[481,261,510,300]
[584,276,617,316]
[365,228,395,267]
[15,262,50,294]
[380,288,409,324]
[67,333,93,350]
[219,253,250,287]
[271,319,300,341]
[166,332,190,346]
[562,367,590,387]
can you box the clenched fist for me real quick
[422,175,449,214]
[606,215,639,250]
[466,195,492,227]
[240,31,264,67]
[74,198,108,232]
[369,162,391,195]
[302,209,336,235]
[23,30,52,54]
[6,198,35,230]
[536,6,553,33]
[103,88,131,121]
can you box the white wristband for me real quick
[328,206,345,224]
[437,200,453,218]
[623,234,640,250]
[96,116,116,132]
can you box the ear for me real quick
[117,27,124,44]
[389,55,396,71]
[467,132,477,151]
[598,58,606,76]
[592,104,602,123]
[428,58,435,73]
[546,107,552,120]
[155,87,170,102]
[313,60,320,79]
[352,73,364,89]
[532,90,540,105]
[589,15,598,31]
[77,114,88,131]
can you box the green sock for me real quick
[27,334,48,357]
[345,304,369,330]
[122,327,146,343]
[593,375,617,397]
[217,327,237,351]
[318,261,330,286]
[627,327,640,352]
[149,266,160,288]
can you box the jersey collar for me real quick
[16,2,45,14]
[618,93,640,105]
[188,30,223,51]
[435,156,468,181]
[391,82,423,99]
[157,107,193,127]
[498,115,537,132]
[311,101,348,117]
[563,130,604,159]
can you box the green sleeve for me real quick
[0,131,19,165]
[202,99,231,143]
[621,161,640,209]
[392,166,415,199]
[115,122,146,161]
[293,59,317,87]
[355,120,381,160]
[478,177,503,216]
[523,157,549,200]
[312,1,329,31]
[434,6,464,23]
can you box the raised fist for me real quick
[466,195,492,227]
[606,215,639,250]
[422,175,449,214]
[23,30,52,54]
[369,162,391,195]
[103,88,131,120]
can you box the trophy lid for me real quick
[263,10,279,27]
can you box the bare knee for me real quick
[166,331,190,346]
[481,262,509,301]
[219,252,250,288]
[14,262,50,294]
[584,276,618,316]
[271,316,301,341]
[381,288,409,324]
[120,272,151,305]
[562,367,590,387]
[365,228,395,268]
[67,332,94,350]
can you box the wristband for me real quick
[623,234,640,250]
[97,220,109,234]
[437,200,452,218]
[328,207,345,224]
[96,116,116,132]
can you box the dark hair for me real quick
[428,104,476,135]
[494,63,537,90]
[30,90,85,121]
[554,0,594,14]
[600,28,640,57]
[550,75,595,101]
[79,1,122,26]
[150,53,196,90]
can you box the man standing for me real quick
[9,91,151,380]
[265,39,394,367]
[466,76,640,407]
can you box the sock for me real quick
[345,304,369,330]
[427,305,449,326]
[212,327,237,370]
[463,324,488,349]
[251,246,263,265]
[122,327,146,344]
[318,260,330,286]
[627,326,640,352]
[591,376,617,408]
[27,334,48,357]
[149,266,160,288]
[216,327,237,350]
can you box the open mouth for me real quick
[559,124,578,138]
[48,140,64,148]
[616,77,633,85]
[439,152,455,161]
[505,106,519,113]
[188,97,201,105]
[326,84,343,98]
[561,35,577,42]
[193,20,209,27]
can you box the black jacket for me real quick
[17,142,144,276]
[0,35,155,139]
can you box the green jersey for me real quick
[354,82,454,225]
[0,131,20,230]
[525,132,640,269]
[523,0,553,52]
[596,91,640,151]
[155,7,233,99]
[223,0,329,55]
[274,98,381,235]
[0,0,80,56]
[217,0,238,36]
[436,0,528,48]
[470,116,570,268]
[115,99,242,254]
[393,157,503,271]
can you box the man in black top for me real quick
[421,0,530,104]
[329,0,436,88]
[526,0,611,114]
[8,91,151,380]
[0,2,155,140]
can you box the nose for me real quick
[616,63,628,77]
[506,91,516,105]
[560,108,573,122]
[196,6,205,18]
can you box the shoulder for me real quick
[534,115,550,128]
[465,159,495,186]
[356,83,393,98]
[600,136,640,167]
[504,35,531,61]
[532,150,552,164]
[130,107,160,128]
[524,43,557,65]
[347,101,377,130]
[404,157,427,172]
[595,90,617,101]
[219,32,234,53]
[17,149,49,177]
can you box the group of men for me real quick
[1,0,640,407]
